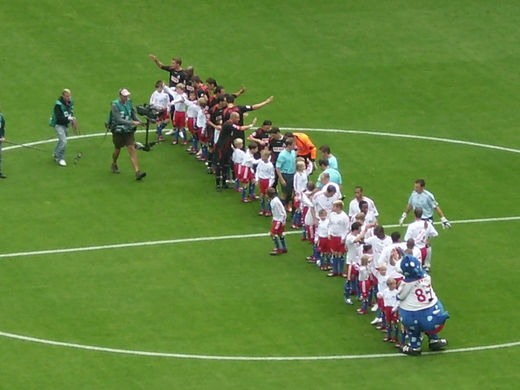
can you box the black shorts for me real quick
[281,173,294,196]
[112,132,135,149]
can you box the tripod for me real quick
[140,118,159,152]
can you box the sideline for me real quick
[0,216,519,259]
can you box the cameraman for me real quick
[110,88,146,180]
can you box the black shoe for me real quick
[111,164,120,174]
[135,171,146,180]
[0,173,6,179]
[400,344,421,356]
[428,339,448,351]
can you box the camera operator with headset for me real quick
[110,88,146,180]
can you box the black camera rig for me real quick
[136,104,161,122]
[136,104,163,151]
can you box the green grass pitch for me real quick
[0,1,519,389]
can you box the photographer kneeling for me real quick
[110,88,146,180]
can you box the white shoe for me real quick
[370,317,382,325]
[345,298,353,305]
[58,159,67,167]
[371,303,379,312]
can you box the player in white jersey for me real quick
[404,207,439,271]
[313,209,330,269]
[356,254,372,314]
[380,278,400,344]
[193,97,208,155]
[343,221,367,305]
[292,160,308,229]
[239,143,259,202]
[149,80,170,141]
[327,200,350,277]
[267,187,287,255]
[231,138,246,192]
[397,255,449,355]
[293,160,308,198]
[185,91,201,153]
[164,83,188,145]
[378,231,421,272]
[311,184,341,225]
[255,149,276,216]
[348,186,379,222]
[315,173,342,197]
[302,182,317,246]
[371,263,389,326]
[366,225,392,266]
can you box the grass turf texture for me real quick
[1,0,519,389]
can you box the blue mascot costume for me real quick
[398,255,449,355]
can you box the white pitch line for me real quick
[0,216,519,260]
[2,129,520,360]
[4,127,520,154]
[0,330,519,361]
[284,127,520,154]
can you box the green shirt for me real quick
[111,99,138,133]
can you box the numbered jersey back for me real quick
[398,275,438,311]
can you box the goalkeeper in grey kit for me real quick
[399,178,451,229]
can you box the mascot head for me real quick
[400,255,426,281]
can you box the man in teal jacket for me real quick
[110,88,146,180]
[50,88,77,167]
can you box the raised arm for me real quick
[252,96,274,110]
[232,84,247,98]
[149,54,166,69]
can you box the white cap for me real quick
[119,88,131,96]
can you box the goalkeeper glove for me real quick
[399,212,407,226]
[441,216,451,229]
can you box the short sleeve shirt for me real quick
[276,149,296,174]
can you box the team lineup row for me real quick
[3,54,453,355]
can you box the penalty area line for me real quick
[0,216,519,260]
[0,330,519,361]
